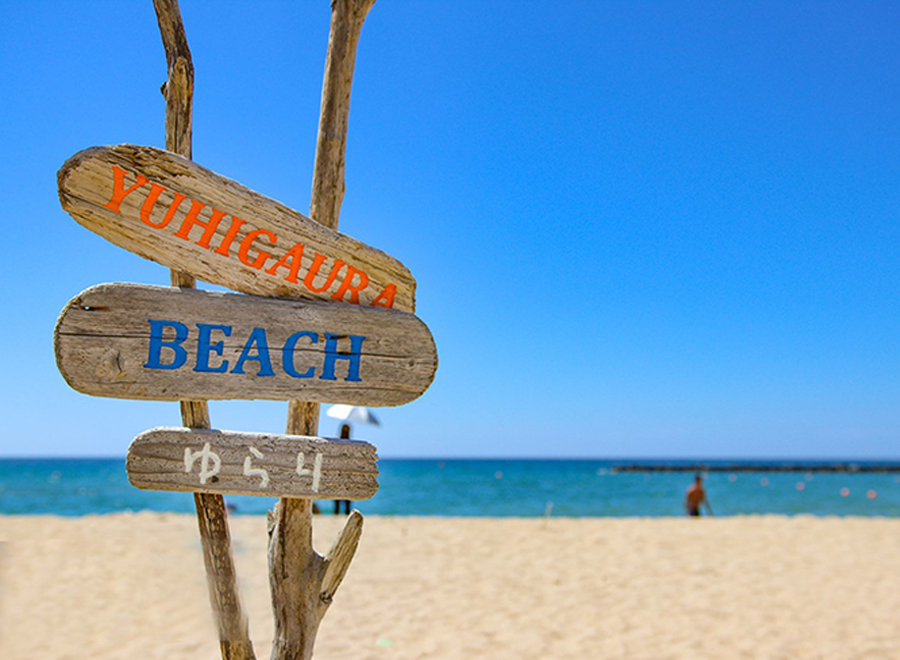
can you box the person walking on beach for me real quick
[685,474,713,516]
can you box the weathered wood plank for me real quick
[54,282,437,405]
[127,427,378,499]
[57,144,415,312]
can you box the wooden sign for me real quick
[54,283,437,406]
[127,427,378,499]
[58,144,416,312]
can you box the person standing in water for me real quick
[685,474,713,516]
[333,423,353,515]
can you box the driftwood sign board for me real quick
[58,144,416,312]
[54,283,437,405]
[51,2,431,659]
[127,427,378,499]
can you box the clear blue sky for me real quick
[1,1,897,458]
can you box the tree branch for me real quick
[269,2,376,659]
[152,2,255,659]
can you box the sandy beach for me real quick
[1,513,897,659]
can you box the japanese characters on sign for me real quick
[127,427,379,499]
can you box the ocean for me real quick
[2,458,899,517]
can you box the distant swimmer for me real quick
[685,474,713,517]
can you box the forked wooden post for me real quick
[152,2,256,659]
[51,0,418,657]
[150,1,378,658]
[268,1,376,659]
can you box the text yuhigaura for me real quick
[104,165,398,308]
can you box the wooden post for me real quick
[152,2,256,660]
[268,2,376,659]
[309,0,377,230]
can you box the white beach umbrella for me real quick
[325,404,381,427]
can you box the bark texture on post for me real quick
[309,0,377,230]
[152,2,255,660]
[269,2,376,659]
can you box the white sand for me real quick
[1,513,898,659]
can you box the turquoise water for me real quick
[1,458,899,517]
